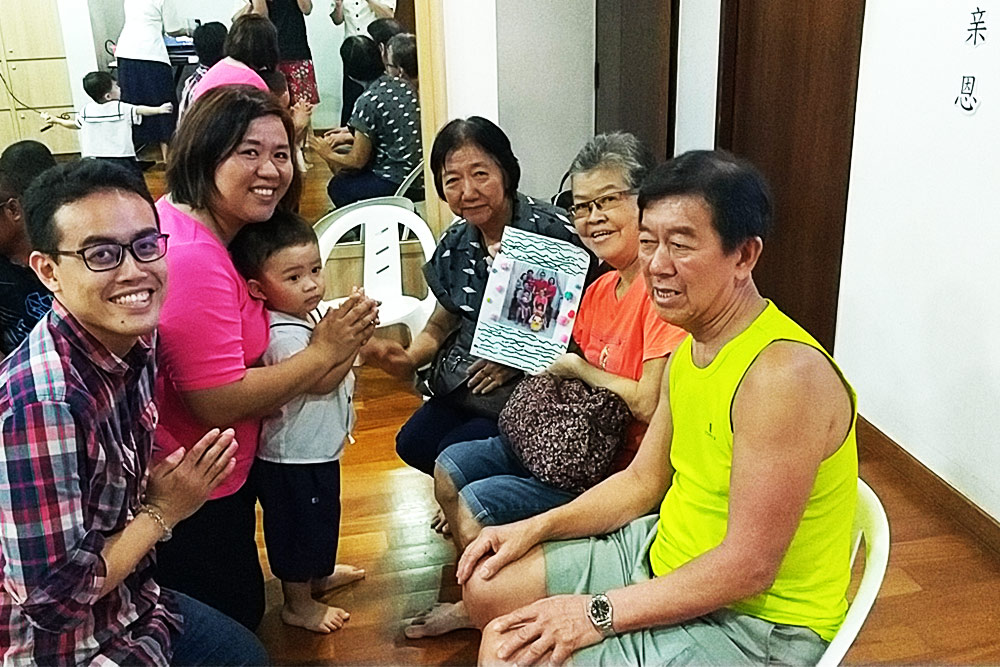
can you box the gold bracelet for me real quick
[137,504,173,542]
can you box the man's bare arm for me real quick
[606,341,853,633]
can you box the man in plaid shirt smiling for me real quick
[0,160,267,666]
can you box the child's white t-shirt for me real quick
[257,309,356,463]
[75,101,142,159]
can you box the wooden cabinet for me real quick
[0,111,18,148]
[0,0,66,60]
[7,60,73,109]
[0,0,78,154]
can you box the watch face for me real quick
[591,596,611,621]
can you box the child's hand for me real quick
[39,112,53,124]
[291,101,314,132]
[312,292,378,364]
[158,102,174,114]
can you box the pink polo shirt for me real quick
[153,198,269,498]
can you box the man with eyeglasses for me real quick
[0,160,268,666]
[0,140,56,357]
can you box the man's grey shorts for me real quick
[544,515,828,665]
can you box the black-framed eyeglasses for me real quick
[567,189,635,220]
[45,233,169,272]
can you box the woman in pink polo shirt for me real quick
[152,85,376,631]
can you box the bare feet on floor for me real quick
[403,601,474,639]
[430,507,452,536]
[281,599,351,634]
[312,564,366,595]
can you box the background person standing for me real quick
[115,0,191,162]
[330,0,396,125]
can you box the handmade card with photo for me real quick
[471,227,590,373]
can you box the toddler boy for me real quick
[229,211,372,633]
[42,71,172,174]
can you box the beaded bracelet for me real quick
[137,505,173,542]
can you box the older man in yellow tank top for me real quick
[456,150,859,666]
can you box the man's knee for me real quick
[478,620,509,666]
[463,568,509,629]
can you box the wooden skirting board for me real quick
[858,416,1000,557]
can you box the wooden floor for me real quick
[141,159,1000,665]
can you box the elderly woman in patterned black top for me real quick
[365,117,594,486]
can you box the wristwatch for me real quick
[586,593,615,637]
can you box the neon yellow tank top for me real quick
[647,301,858,641]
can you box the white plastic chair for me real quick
[394,158,424,199]
[816,478,890,667]
[394,159,426,231]
[314,197,437,340]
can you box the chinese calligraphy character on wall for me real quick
[967,7,987,46]
[955,75,980,113]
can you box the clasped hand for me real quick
[145,428,238,528]
[312,289,379,364]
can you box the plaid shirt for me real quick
[0,301,181,666]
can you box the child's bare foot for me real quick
[312,564,366,595]
[281,599,350,634]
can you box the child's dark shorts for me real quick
[253,459,342,583]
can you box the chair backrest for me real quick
[314,199,436,304]
[816,478,890,667]
[313,196,415,244]
[394,158,425,199]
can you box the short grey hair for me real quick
[568,132,657,190]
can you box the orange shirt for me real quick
[573,270,688,470]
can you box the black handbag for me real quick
[418,332,522,419]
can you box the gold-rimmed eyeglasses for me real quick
[567,189,635,220]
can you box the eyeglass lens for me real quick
[82,234,167,270]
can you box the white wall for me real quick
[837,0,1000,519]
[442,0,499,122]
[495,0,595,200]
[56,0,99,112]
[673,0,720,154]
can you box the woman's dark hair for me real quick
[638,150,772,252]
[82,71,115,102]
[167,85,301,213]
[430,116,520,201]
[23,159,155,253]
[194,21,228,67]
[229,210,316,281]
[387,33,417,79]
[225,14,280,72]
[260,69,288,97]
[367,18,403,49]
[340,35,383,83]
